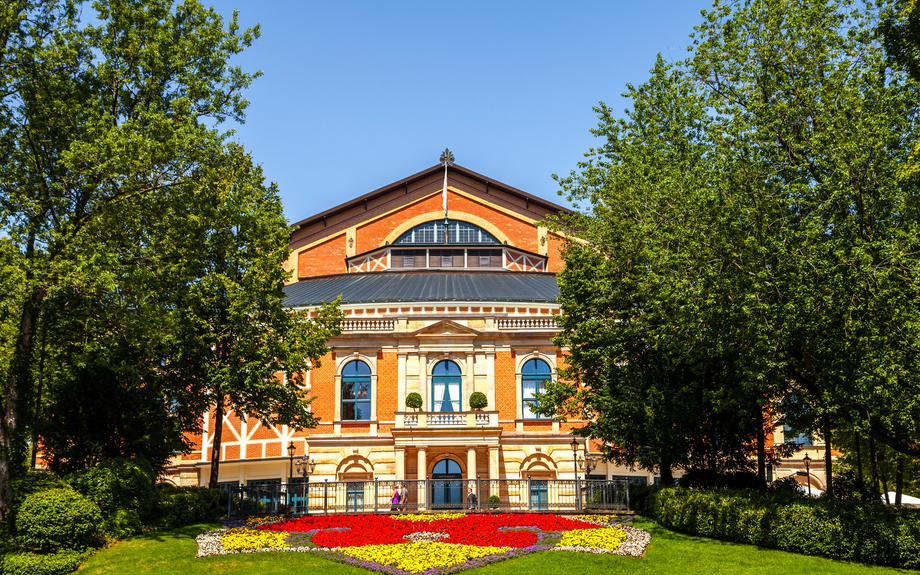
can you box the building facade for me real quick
[164,161,832,495]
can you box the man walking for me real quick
[399,483,409,511]
[467,487,478,511]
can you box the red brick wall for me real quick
[307,353,336,430]
[495,352,517,424]
[377,353,398,422]
[298,235,346,278]
[355,191,539,255]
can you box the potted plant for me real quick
[469,391,488,410]
[405,392,423,411]
[487,495,500,510]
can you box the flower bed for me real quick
[196,513,650,573]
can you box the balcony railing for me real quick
[341,319,395,332]
[396,411,497,428]
[226,478,631,516]
[496,317,557,330]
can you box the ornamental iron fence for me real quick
[226,478,629,517]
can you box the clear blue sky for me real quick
[210,1,708,221]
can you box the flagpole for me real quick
[439,149,454,244]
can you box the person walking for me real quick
[390,485,400,512]
[399,483,409,511]
[466,487,478,511]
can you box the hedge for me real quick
[647,487,920,569]
[146,486,227,531]
[1,551,83,575]
[68,458,155,538]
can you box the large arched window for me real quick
[431,360,461,412]
[341,360,371,421]
[522,358,552,419]
[394,220,500,245]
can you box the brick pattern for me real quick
[494,351,517,421]
[377,352,398,422]
[298,235,346,278]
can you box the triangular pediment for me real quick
[411,320,481,338]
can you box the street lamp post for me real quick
[803,453,812,497]
[287,441,296,513]
[570,438,580,482]
[294,452,317,515]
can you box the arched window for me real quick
[522,358,552,419]
[394,220,500,245]
[341,360,371,421]
[432,360,461,412]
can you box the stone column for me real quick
[395,447,405,481]
[467,446,477,480]
[417,448,427,479]
[418,447,428,511]
[489,446,500,479]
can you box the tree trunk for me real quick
[895,456,904,506]
[870,434,880,495]
[0,284,43,522]
[757,420,766,484]
[880,465,890,504]
[208,393,224,489]
[855,433,863,486]
[823,424,833,498]
[660,457,673,484]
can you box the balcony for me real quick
[395,411,497,428]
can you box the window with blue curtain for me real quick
[522,358,552,419]
[432,360,461,412]
[783,424,812,446]
[341,360,371,421]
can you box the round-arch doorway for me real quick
[431,457,463,509]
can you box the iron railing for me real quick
[226,478,629,517]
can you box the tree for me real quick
[542,56,775,483]
[546,0,920,492]
[0,0,261,520]
[143,145,343,488]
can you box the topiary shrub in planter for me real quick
[405,392,423,410]
[488,495,500,509]
[15,488,103,553]
[469,391,488,410]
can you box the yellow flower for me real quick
[558,527,627,551]
[222,528,290,551]
[340,542,509,573]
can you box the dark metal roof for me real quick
[282,271,559,307]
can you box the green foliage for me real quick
[405,392,423,410]
[468,391,488,410]
[0,0,262,520]
[487,495,500,508]
[649,487,920,569]
[14,488,102,553]
[67,458,155,537]
[146,486,227,531]
[1,550,83,575]
[40,360,188,477]
[546,0,920,491]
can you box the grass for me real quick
[77,518,911,575]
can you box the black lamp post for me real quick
[570,437,580,482]
[802,453,812,497]
[294,452,317,515]
[287,441,296,485]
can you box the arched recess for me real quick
[382,211,512,246]
[794,472,826,492]
[337,454,374,481]
[428,454,466,478]
[520,453,558,479]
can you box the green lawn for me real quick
[77,518,910,575]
